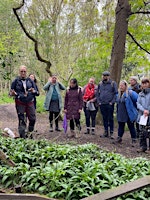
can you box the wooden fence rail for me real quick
[0,176,150,200]
[81,175,150,200]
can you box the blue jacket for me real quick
[117,90,138,122]
[11,77,37,103]
[43,82,66,110]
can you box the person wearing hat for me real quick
[96,71,118,138]
[43,74,66,132]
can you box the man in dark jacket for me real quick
[97,71,118,138]
[10,65,37,139]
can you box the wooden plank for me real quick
[0,193,57,200]
[81,176,150,200]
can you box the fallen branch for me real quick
[0,150,16,167]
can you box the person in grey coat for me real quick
[43,74,66,132]
[137,78,150,152]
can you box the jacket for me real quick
[64,87,83,120]
[43,82,65,110]
[96,80,118,104]
[11,77,37,103]
[117,90,138,122]
[137,88,150,123]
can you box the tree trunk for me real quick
[110,0,131,85]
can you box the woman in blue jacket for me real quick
[115,80,138,144]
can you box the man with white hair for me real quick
[10,65,37,139]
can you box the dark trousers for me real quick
[84,107,98,128]
[70,118,80,131]
[100,104,114,132]
[49,111,59,128]
[139,126,150,150]
[118,120,136,139]
[15,99,36,138]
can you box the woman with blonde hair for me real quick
[115,80,138,144]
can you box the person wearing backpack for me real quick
[96,71,118,138]
[115,80,138,144]
[64,78,83,138]
[83,77,98,135]
[10,65,37,139]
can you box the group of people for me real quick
[10,65,150,153]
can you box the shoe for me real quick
[84,129,90,134]
[100,131,108,138]
[55,127,61,132]
[132,139,136,147]
[137,148,147,153]
[49,127,53,132]
[91,129,95,135]
[110,132,114,139]
[91,131,95,135]
[115,136,122,143]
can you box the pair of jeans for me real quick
[100,104,114,133]
[118,120,136,139]
[84,107,98,128]
[15,99,36,138]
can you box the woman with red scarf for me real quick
[83,78,98,134]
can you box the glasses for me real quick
[20,71,26,72]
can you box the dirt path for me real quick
[0,103,150,159]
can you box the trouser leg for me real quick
[127,120,136,139]
[100,104,109,133]
[26,102,36,133]
[16,103,26,139]
[118,122,125,138]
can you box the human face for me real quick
[29,74,35,81]
[103,75,109,81]
[141,82,149,89]
[119,82,126,92]
[70,80,76,88]
[51,76,57,83]
[89,78,94,85]
[129,79,136,86]
[19,66,27,78]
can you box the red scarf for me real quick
[83,83,95,101]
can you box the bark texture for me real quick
[110,0,131,85]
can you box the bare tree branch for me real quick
[127,31,150,54]
[130,11,150,15]
[13,0,52,75]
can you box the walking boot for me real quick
[91,128,95,135]
[55,127,61,132]
[100,131,108,138]
[110,131,114,139]
[49,124,53,132]
[84,127,90,134]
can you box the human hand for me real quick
[143,110,149,117]
[10,89,17,96]
[79,109,82,113]
[64,109,67,113]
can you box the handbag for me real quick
[86,101,96,111]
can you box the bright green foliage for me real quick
[0,136,150,199]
